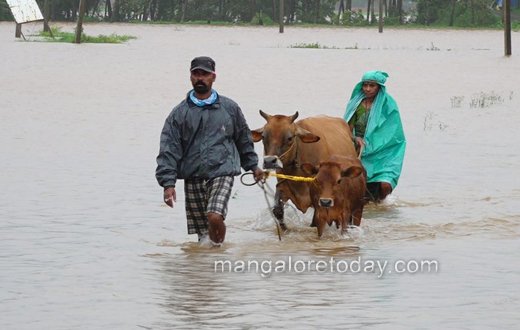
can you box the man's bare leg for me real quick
[207,212,226,246]
[380,182,393,201]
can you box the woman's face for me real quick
[362,81,380,98]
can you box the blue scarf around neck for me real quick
[190,89,218,106]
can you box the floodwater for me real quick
[1,22,520,329]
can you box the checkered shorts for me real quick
[184,176,234,235]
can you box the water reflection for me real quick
[161,253,231,324]
[155,242,373,329]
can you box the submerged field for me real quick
[1,22,520,329]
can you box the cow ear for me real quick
[301,162,318,175]
[250,128,263,142]
[295,126,320,143]
[341,166,363,178]
[259,110,271,122]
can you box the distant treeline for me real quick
[0,0,515,27]
[28,0,370,24]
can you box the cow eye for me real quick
[337,179,342,185]
[287,136,293,143]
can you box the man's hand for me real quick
[353,136,366,147]
[253,168,265,183]
[164,187,177,208]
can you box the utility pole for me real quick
[15,23,21,38]
[504,0,511,56]
[75,0,87,43]
[279,0,284,33]
[43,0,50,31]
[42,0,54,36]
[378,0,383,32]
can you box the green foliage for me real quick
[449,91,514,109]
[251,12,276,26]
[1,0,14,21]
[290,42,322,48]
[415,0,501,27]
[469,91,504,108]
[451,95,465,108]
[81,33,136,43]
[3,0,515,28]
[415,0,448,24]
[119,0,148,21]
[183,20,236,25]
[440,0,499,27]
[426,42,440,50]
[294,0,336,24]
[423,111,448,131]
[183,0,217,21]
[83,15,104,22]
[383,16,402,25]
[38,25,63,37]
[289,42,358,49]
[332,9,367,26]
[38,26,136,43]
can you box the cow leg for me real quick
[310,210,317,227]
[351,204,364,226]
[317,219,326,238]
[340,215,348,235]
[273,189,288,231]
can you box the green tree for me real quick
[415,0,499,26]
[1,0,15,21]
[294,0,336,24]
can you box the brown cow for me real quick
[251,110,358,230]
[301,155,367,237]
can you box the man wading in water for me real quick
[156,56,264,247]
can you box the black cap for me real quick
[190,56,216,73]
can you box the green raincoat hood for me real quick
[343,71,406,189]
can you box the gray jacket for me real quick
[156,92,259,188]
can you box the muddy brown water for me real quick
[1,22,520,329]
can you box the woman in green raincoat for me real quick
[343,71,406,203]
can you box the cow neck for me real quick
[276,149,304,189]
[279,140,299,170]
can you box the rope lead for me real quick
[264,172,315,182]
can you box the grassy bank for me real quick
[36,26,136,43]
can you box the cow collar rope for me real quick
[278,140,299,169]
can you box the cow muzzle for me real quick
[263,156,283,169]
[319,198,334,208]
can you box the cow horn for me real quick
[259,109,271,121]
[290,112,299,123]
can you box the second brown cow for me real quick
[301,155,367,237]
